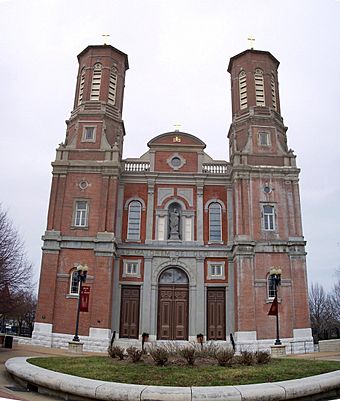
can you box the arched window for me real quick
[209,202,222,241]
[239,70,247,109]
[255,69,265,106]
[90,63,102,101]
[267,274,276,299]
[271,74,277,110]
[159,267,188,284]
[108,69,118,105]
[127,201,142,240]
[77,68,85,105]
[69,270,80,294]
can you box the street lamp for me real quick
[72,264,88,342]
[269,267,282,346]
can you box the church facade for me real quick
[32,45,313,353]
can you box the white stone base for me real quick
[31,322,53,347]
[231,330,314,355]
[29,327,314,355]
[31,325,113,353]
[270,345,287,357]
[68,341,84,354]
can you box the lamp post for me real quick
[72,264,88,342]
[270,267,282,346]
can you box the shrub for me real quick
[149,346,169,366]
[126,346,143,363]
[255,350,271,365]
[200,341,219,358]
[239,350,255,366]
[161,341,182,356]
[108,345,125,359]
[215,348,235,367]
[179,346,198,366]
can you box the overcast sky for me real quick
[0,0,339,291]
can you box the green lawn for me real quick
[28,356,340,387]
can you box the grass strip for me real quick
[28,356,340,387]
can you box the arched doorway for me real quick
[157,267,189,340]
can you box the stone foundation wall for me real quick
[319,339,340,352]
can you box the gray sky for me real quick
[0,0,339,291]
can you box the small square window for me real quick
[263,205,275,231]
[82,126,96,142]
[259,132,270,146]
[123,260,141,278]
[207,262,225,280]
[74,200,88,227]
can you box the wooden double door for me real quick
[119,285,140,339]
[157,284,189,340]
[207,287,226,340]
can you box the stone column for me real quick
[145,181,155,243]
[194,257,205,337]
[115,183,124,242]
[111,257,120,338]
[227,186,234,243]
[141,256,153,335]
[196,184,204,244]
[150,281,158,341]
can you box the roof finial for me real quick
[173,123,181,132]
[247,36,255,50]
[102,34,110,45]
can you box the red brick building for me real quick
[32,45,313,352]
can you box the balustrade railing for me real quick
[123,161,229,174]
[202,163,229,174]
[124,161,150,172]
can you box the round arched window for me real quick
[159,268,188,284]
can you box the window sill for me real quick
[71,226,89,230]
[66,294,79,299]
[265,298,282,304]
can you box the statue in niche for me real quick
[169,205,181,240]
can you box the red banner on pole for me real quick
[80,286,90,312]
[268,295,278,316]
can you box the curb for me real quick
[5,357,340,401]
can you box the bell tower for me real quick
[228,49,295,168]
[227,49,312,347]
[33,45,129,350]
[65,45,129,156]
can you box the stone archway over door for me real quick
[157,268,189,340]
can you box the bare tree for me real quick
[11,291,37,336]
[330,280,340,324]
[309,283,333,342]
[0,205,33,321]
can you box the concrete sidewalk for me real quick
[0,342,102,401]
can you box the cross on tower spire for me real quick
[247,36,255,50]
[102,34,110,45]
[173,123,181,132]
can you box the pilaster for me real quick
[146,181,155,242]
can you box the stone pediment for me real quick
[147,131,206,150]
